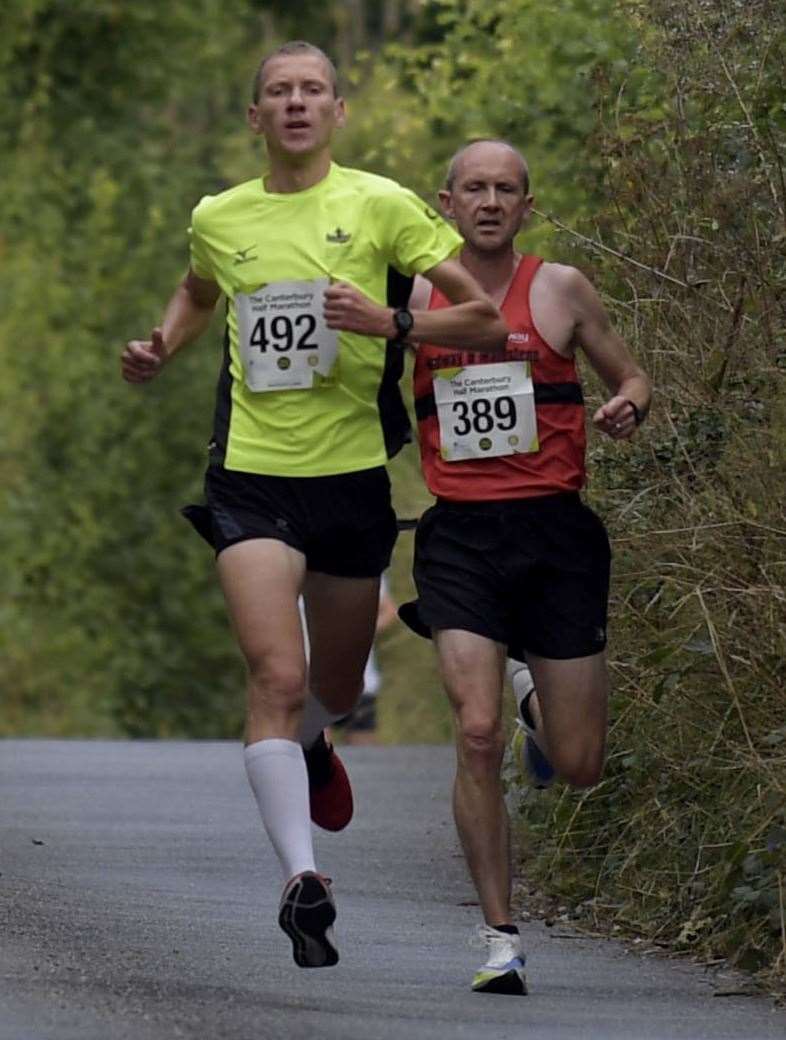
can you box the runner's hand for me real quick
[324,282,392,338]
[121,328,168,383]
[593,395,638,440]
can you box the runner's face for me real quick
[440,144,532,253]
[249,55,345,160]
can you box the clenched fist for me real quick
[592,395,641,440]
[323,282,393,338]
[121,328,168,383]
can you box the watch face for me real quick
[395,309,414,336]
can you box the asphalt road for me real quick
[1,740,784,1040]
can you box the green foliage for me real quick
[2,0,784,985]
[336,0,644,252]
[509,0,786,988]
[0,0,256,736]
[0,0,450,740]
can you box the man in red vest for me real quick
[400,139,651,994]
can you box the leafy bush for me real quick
[511,0,786,987]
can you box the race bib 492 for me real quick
[235,278,338,392]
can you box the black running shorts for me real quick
[182,464,398,578]
[400,493,610,661]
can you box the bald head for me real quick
[439,139,533,255]
[446,140,529,194]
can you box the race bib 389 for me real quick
[434,361,539,461]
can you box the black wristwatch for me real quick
[392,307,414,343]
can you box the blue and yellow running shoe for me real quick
[472,925,528,995]
[508,659,555,789]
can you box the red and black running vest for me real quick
[413,255,586,501]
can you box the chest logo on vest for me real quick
[233,246,259,265]
[326,227,352,244]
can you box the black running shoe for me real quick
[278,871,339,968]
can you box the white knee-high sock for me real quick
[299,692,350,749]
[244,739,316,882]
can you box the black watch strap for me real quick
[392,307,414,343]
[624,398,644,426]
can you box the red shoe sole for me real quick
[309,751,353,831]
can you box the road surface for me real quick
[1,741,783,1039]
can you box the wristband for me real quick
[624,398,643,426]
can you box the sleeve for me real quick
[187,197,215,280]
[377,187,462,277]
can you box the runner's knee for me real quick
[456,713,505,771]
[246,656,307,713]
[551,741,605,789]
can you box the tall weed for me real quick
[514,0,786,985]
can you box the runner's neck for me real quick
[460,247,521,308]
[264,151,333,194]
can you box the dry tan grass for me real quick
[510,0,786,988]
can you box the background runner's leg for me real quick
[340,650,381,746]
[334,573,395,746]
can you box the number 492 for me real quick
[250,314,318,353]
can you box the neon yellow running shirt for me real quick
[189,163,461,476]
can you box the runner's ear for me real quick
[437,190,454,220]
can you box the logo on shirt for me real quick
[326,227,352,244]
[427,348,537,371]
[233,246,258,265]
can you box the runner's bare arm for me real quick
[121,269,222,383]
[410,258,507,351]
[323,259,508,353]
[566,268,651,440]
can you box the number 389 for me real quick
[452,396,517,435]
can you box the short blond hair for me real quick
[252,41,339,103]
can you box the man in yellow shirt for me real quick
[121,41,507,969]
